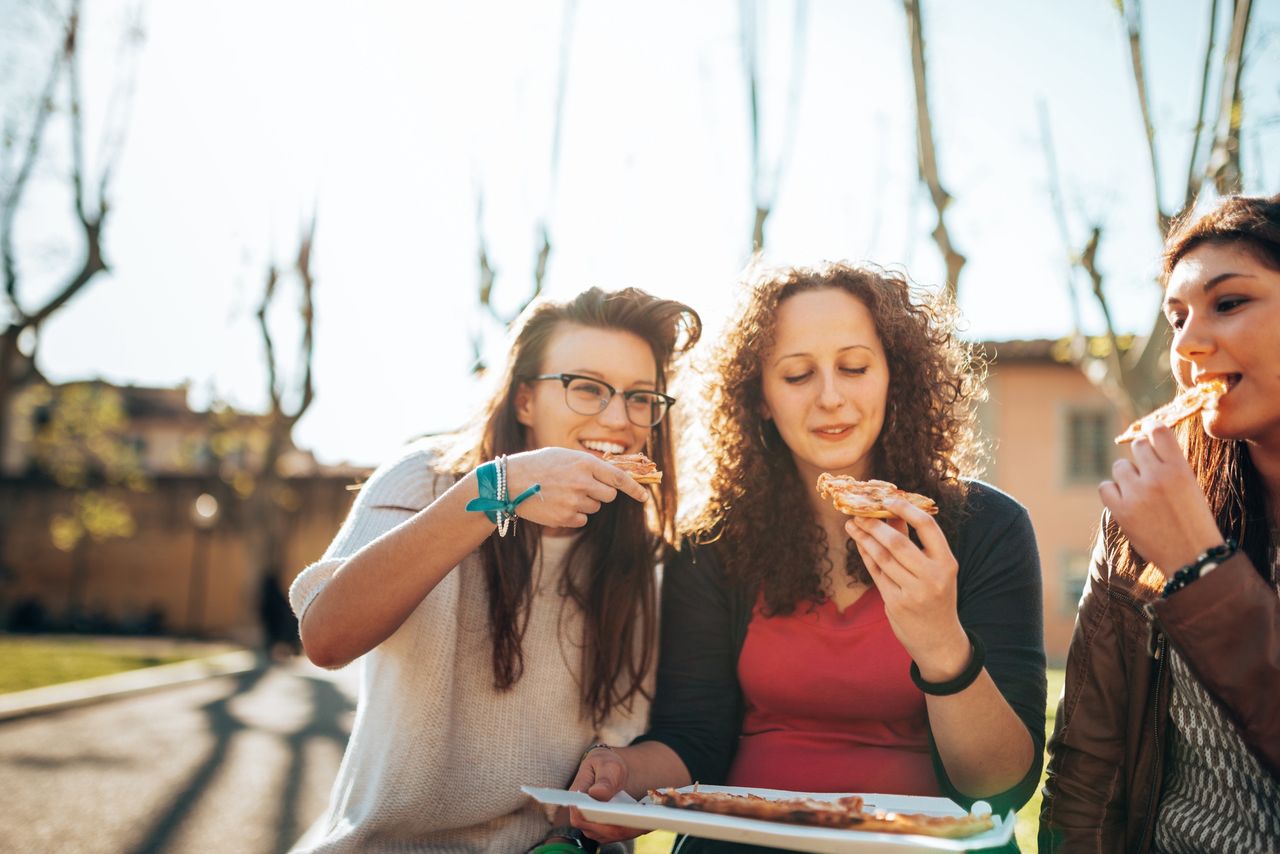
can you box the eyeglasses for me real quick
[522,373,676,427]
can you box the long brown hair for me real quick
[1116,194,1280,585]
[683,261,985,614]
[445,287,701,726]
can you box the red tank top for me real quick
[727,585,941,796]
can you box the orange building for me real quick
[979,340,1130,664]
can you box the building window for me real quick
[1062,552,1091,613]
[1065,409,1112,482]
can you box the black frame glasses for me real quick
[522,373,676,427]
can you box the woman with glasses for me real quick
[567,263,1045,853]
[288,287,700,853]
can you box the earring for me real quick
[757,420,776,451]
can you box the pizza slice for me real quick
[646,787,995,839]
[1114,376,1229,444]
[854,809,994,839]
[603,452,663,485]
[647,788,865,828]
[815,473,938,518]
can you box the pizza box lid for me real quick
[522,784,1016,853]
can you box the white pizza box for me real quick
[522,785,1015,853]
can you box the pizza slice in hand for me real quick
[603,452,663,485]
[816,473,938,518]
[1114,376,1229,444]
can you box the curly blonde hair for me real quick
[682,261,986,614]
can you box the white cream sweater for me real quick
[288,440,651,853]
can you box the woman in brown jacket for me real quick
[1039,194,1280,852]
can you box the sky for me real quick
[6,0,1279,466]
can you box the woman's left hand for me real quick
[846,500,970,681]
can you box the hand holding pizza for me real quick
[502,448,649,529]
[566,747,643,844]
[1099,424,1224,578]
[845,499,969,681]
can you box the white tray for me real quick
[523,784,1015,853]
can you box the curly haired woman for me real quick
[566,262,1047,852]
[1040,195,1280,852]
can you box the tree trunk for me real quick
[0,328,20,473]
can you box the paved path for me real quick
[0,657,358,854]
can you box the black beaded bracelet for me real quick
[1161,538,1237,598]
[909,629,986,696]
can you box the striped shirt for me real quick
[1153,644,1280,853]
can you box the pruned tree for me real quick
[240,212,317,647]
[194,213,318,645]
[471,1,577,373]
[1044,0,1256,420]
[740,0,808,254]
[903,0,965,300]
[0,0,143,464]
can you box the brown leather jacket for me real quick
[1039,522,1280,853]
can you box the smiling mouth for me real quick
[581,439,628,455]
[813,426,854,438]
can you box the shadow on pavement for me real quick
[5,751,136,770]
[275,676,353,853]
[126,663,355,854]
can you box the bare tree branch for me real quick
[94,5,144,205]
[741,0,808,253]
[291,211,317,422]
[1184,0,1220,207]
[741,0,763,251]
[65,2,91,227]
[469,0,576,370]
[2,50,64,314]
[905,0,965,299]
[770,0,808,199]
[1078,227,1133,410]
[524,223,549,318]
[26,221,105,327]
[1207,0,1252,194]
[1037,101,1086,340]
[256,265,282,412]
[1121,0,1170,234]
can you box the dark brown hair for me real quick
[446,287,700,726]
[1116,194,1280,584]
[682,261,985,614]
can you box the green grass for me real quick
[1012,666,1065,853]
[635,668,1067,854]
[0,636,196,694]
